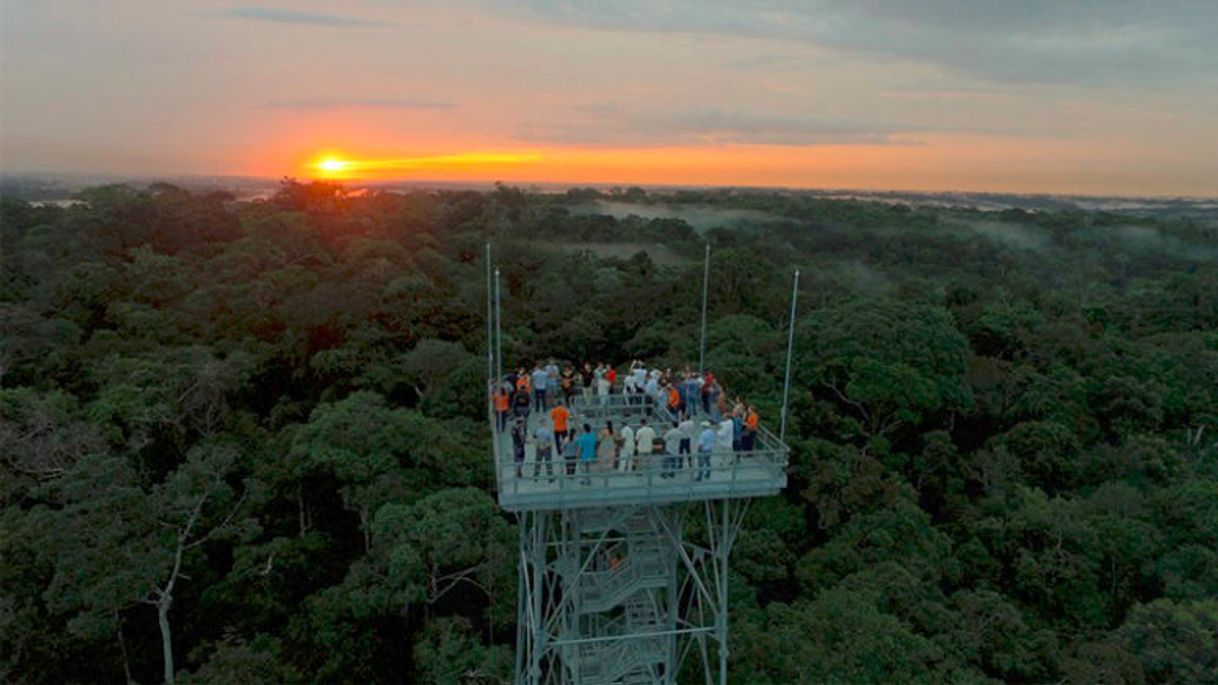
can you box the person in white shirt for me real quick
[618,423,635,472]
[644,375,660,410]
[662,421,682,477]
[716,416,734,454]
[678,416,696,469]
[696,421,716,481]
[630,361,648,406]
[595,364,611,406]
[635,418,656,472]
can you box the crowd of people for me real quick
[492,360,762,483]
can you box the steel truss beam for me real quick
[514,499,751,685]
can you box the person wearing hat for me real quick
[696,420,716,482]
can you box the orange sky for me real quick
[3,2,1217,196]
[292,135,1212,196]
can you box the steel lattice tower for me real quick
[491,395,788,685]
[486,256,796,685]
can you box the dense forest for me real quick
[2,181,1217,684]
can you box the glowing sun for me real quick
[317,158,348,173]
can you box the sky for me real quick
[2,1,1217,196]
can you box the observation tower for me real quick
[485,247,797,685]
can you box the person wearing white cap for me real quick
[696,421,716,482]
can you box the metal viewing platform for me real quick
[491,395,789,512]
[483,246,800,685]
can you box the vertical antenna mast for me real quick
[486,243,494,411]
[699,243,710,376]
[779,269,799,443]
[495,268,503,383]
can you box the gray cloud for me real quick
[516,107,920,146]
[519,106,1045,146]
[486,0,1218,85]
[263,97,457,110]
[224,6,388,28]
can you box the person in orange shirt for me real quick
[742,405,760,452]
[666,384,680,416]
[494,387,511,432]
[551,401,571,451]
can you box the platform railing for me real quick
[492,389,789,506]
[493,447,786,500]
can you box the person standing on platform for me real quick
[701,372,716,415]
[635,418,657,473]
[494,386,510,432]
[576,424,598,484]
[623,370,638,407]
[513,386,531,423]
[512,418,527,478]
[696,421,716,482]
[533,418,555,480]
[629,360,647,406]
[545,359,559,391]
[666,383,680,417]
[531,364,549,412]
[743,405,760,452]
[596,364,611,406]
[675,374,690,416]
[716,414,735,457]
[644,373,660,415]
[678,414,696,469]
[560,365,577,406]
[580,363,595,404]
[551,401,571,451]
[562,432,579,476]
[618,422,635,473]
[597,421,616,474]
[686,373,704,415]
[662,421,682,477]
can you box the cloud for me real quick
[223,6,389,28]
[264,97,457,110]
[517,107,1026,147]
[483,0,1218,86]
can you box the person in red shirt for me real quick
[605,366,617,392]
[551,401,571,451]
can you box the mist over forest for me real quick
[2,181,1217,684]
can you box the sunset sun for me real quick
[317,158,348,173]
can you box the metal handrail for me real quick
[492,392,789,505]
[494,448,787,491]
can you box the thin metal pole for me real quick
[717,501,730,685]
[486,243,494,422]
[698,243,710,376]
[514,514,527,685]
[779,269,800,443]
[495,268,503,384]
